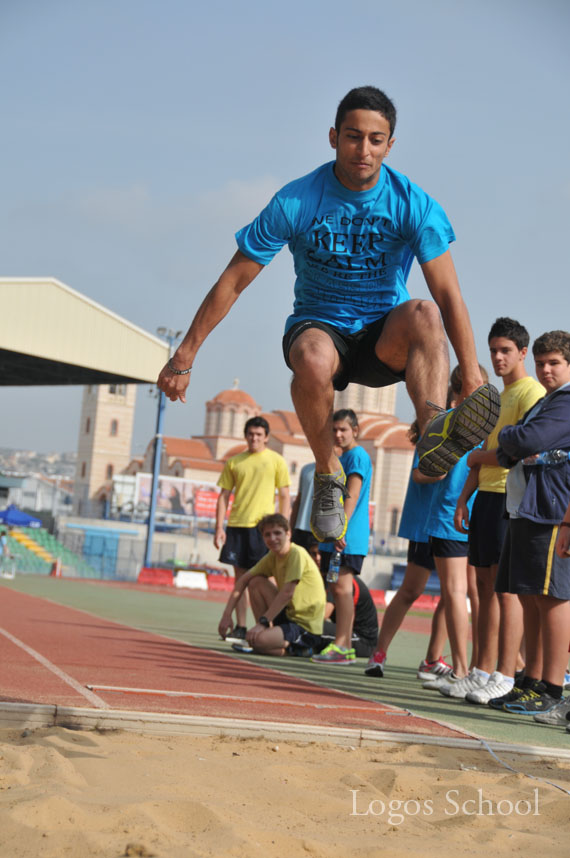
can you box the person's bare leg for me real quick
[425,595,448,664]
[466,563,480,669]
[474,565,500,673]
[247,575,278,622]
[374,299,449,433]
[329,568,355,649]
[376,562,430,654]
[537,596,570,686]
[233,567,250,627]
[519,594,543,680]
[289,329,341,474]
[434,556,469,677]
[496,592,524,678]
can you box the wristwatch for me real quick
[258,616,271,628]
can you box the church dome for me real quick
[207,388,259,409]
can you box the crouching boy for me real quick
[218,514,325,655]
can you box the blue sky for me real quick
[1,0,568,457]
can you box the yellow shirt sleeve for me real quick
[217,460,235,491]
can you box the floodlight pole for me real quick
[143,328,182,569]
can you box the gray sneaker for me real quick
[417,384,501,477]
[533,695,570,725]
[310,469,348,542]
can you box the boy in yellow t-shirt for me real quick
[218,514,325,656]
[455,318,544,705]
[215,416,290,644]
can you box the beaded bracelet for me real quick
[167,358,192,376]
[560,522,570,529]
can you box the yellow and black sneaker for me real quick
[310,468,349,542]
[417,383,501,477]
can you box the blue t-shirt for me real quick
[398,452,440,543]
[236,161,455,335]
[424,451,476,542]
[321,445,372,556]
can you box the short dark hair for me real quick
[449,364,489,402]
[488,317,530,350]
[258,513,290,534]
[407,420,420,445]
[335,86,397,137]
[244,416,269,436]
[333,408,359,429]
[532,331,570,363]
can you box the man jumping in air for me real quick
[157,86,499,542]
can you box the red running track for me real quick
[0,588,462,737]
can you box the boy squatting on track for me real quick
[218,514,325,656]
[157,85,499,543]
[215,416,290,645]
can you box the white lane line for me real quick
[86,684,400,714]
[0,626,109,709]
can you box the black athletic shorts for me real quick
[496,518,570,599]
[468,491,508,567]
[430,537,469,559]
[407,540,435,571]
[282,316,406,391]
[272,608,310,644]
[219,526,267,569]
[291,528,316,551]
[320,551,364,576]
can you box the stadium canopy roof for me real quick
[0,278,169,386]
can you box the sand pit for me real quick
[0,726,569,857]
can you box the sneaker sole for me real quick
[364,665,384,677]
[503,704,552,715]
[310,515,347,543]
[231,643,254,653]
[417,670,451,681]
[418,384,500,476]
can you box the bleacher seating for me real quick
[8,527,98,577]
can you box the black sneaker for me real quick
[286,641,313,658]
[504,687,559,715]
[488,684,525,710]
[225,625,247,645]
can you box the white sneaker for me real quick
[465,671,514,704]
[417,656,453,681]
[423,672,462,690]
[439,669,488,698]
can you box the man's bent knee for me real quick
[288,330,339,381]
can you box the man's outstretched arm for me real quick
[157,250,264,402]
[421,250,483,397]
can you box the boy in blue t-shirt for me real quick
[312,409,372,665]
[157,85,497,547]
[365,422,450,680]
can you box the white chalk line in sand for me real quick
[0,626,108,709]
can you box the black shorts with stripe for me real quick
[496,517,570,599]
